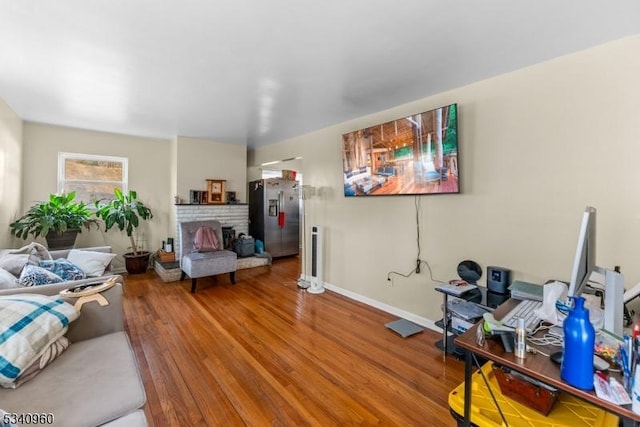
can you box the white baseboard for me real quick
[301,275,442,334]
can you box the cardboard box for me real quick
[282,170,297,180]
[157,250,175,263]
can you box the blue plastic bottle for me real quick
[560,296,595,390]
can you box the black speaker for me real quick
[487,266,511,295]
[457,260,482,285]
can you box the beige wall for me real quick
[0,99,22,248]
[175,136,247,203]
[22,123,171,268]
[169,136,179,239]
[11,125,247,269]
[250,36,640,322]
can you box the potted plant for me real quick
[9,192,96,249]
[94,188,153,274]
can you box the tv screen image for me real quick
[341,103,458,197]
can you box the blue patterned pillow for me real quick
[40,259,86,281]
[18,265,63,287]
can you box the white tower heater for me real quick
[307,225,325,294]
[297,185,316,289]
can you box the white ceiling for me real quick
[1,1,639,148]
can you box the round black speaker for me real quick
[457,260,482,285]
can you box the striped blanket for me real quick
[0,294,79,386]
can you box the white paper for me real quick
[535,281,567,325]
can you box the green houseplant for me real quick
[9,192,95,249]
[94,188,153,274]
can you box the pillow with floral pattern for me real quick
[18,265,63,287]
[40,259,86,281]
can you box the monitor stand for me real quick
[596,266,624,337]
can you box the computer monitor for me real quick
[566,206,597,301]
[564,206,624,336]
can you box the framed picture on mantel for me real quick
[207,179,226,204]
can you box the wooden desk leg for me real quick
[463,348,472,427]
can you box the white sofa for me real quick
[0,279,148,426]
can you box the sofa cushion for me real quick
[0,332,147,427]
[16,242,52,265]
[18,264,63,287]
[101,409,147,427]
[40,258,86,282]
[182,249,237,278]
[67,250,116,277]
[0,244,52,278]
[0,268,19,290]
[0,294,78,386]
[0,253,29,277]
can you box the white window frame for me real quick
[58,152,128,202]
[261,169,302,182]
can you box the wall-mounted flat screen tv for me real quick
[341,103,458,197]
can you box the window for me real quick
[58,152,128,203]
[261,169,302,182]
[261,169,283,180]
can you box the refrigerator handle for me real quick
[278,191,285,227]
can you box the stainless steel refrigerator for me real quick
[249,178,300,258]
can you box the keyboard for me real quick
[500,299,543,332]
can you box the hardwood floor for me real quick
[122,257,466,426]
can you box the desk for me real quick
[454,299,640,426]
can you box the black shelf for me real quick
[434,287,509,359]
[434,319,468,358]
